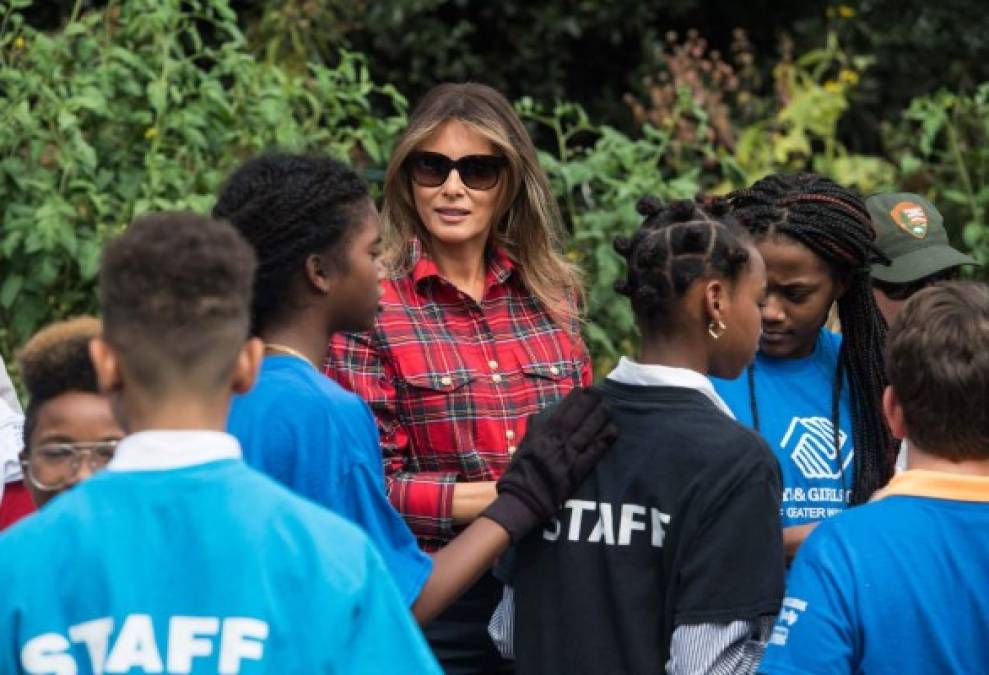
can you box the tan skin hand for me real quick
[451,481,499,525]
[783,522,819,562]
[412,517,510,624]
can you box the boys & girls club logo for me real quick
[781,416,853,480]
[890,201,929,239]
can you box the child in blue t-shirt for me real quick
[216,154,616,625]
[711,173,896,557]
[0,213,441,673]
[759,281,989,675]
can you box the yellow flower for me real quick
[839,69,859,85]
[144,127,158,140]
[824,80,844,94]
[837,5,856,18]
[13,36,25,50]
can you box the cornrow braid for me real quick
[213,154,370,335]
[730,172,896,503]
[614,196,752,334]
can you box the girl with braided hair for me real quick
[711,172,897,557]
[505,197,784,675]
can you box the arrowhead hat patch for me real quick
[890,201,929,239]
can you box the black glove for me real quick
[482,387,618,542]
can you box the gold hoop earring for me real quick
[708,319,727,340]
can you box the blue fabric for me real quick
[711,329,854,527]
[228,355,432,606]
[0,459,440,674]
[758,494,989,674]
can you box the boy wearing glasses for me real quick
[867,192,981,325]
[15,316,123,511]
[0,213,442,673]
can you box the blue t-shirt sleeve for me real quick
[758,523,857,674]
[340,460,432,607]
[341,540,441,674]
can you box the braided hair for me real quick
[614,196,752,334]
[213,154,370,335]
[730,172,895,503]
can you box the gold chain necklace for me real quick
[264,343,315,368]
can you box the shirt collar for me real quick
[107,430,241,472]
[606,356,735,418]
[410,239,515,291]
[872,469,989,503]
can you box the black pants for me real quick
[423,571,514,674]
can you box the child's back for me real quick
[0,431,439,674]
[514,376,782,674]
[509,197,784,675]
[760,477,989,674]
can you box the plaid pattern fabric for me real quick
[326,245,591,550]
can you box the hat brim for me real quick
[871,245,979,284]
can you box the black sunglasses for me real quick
[407,151,507,191]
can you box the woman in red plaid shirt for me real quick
[326,82,592,672]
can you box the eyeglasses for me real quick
[22,440,118,491]
[406,151,507,191]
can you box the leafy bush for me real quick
[0,0,406,357]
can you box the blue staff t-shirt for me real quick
[0,431,440,675]
[711,328,854,527]
[759,470,989,675]
[228,355,432,606]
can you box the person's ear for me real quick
[304,253,334,295]
[831,275,850,302]
[882,385,908,440]
[704,279,727,322]
[89,337,123,396]
[231,337,265,395]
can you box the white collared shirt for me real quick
[0,400,24,502]
[107,430,241,472]
[606,356,735,419]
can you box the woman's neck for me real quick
[430,238,488,301]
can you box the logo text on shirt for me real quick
[21,614,269,674]
[543,499,671,547]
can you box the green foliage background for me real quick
[1,0,987,377]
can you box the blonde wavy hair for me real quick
[381,82,584,331]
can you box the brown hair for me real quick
[886,281,989,460]
[381,82,583,330]
[100,212,256,395]
[18,316,102,449]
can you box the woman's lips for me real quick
[435,207,470,224]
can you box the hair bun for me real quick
[613,235,633,257]
[636,195,664,217]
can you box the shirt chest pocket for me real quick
[394,365,477,456]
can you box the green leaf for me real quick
[0,275,23,309]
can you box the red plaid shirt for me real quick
[326,245,591,550]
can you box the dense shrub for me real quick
[0,0,405,358]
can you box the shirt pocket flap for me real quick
[517,359,577,381]
[402,370,475,392]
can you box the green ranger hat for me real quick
[866,192,979,284]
